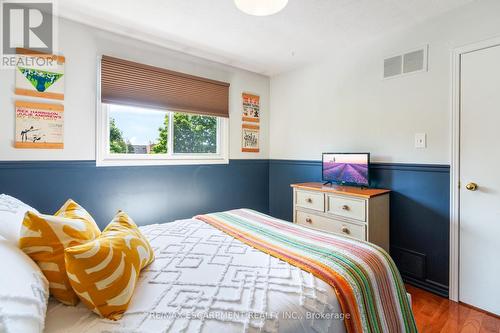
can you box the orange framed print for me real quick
[242,92,260,123]
[15,101,64,149]
[15,48,65,100]
[241,123,260,153]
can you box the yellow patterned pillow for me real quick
[64,211,154,320]
[19,199,100,305]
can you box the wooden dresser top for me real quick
[290,182,390,199]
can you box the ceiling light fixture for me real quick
[234,0,288,16]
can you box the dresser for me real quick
[291,182,390,252]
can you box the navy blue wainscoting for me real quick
[0,159,269,229]
[268,159,450,297]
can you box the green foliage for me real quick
[109,112,217,155]
[109,117,128,153]
[151,113,169,154]
[151,113,217,154]
[127,141,134,153]
[173,113,216,153]
[18,67,63,92]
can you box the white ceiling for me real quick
[58,0,474,76]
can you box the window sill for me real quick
[96,156,229,167]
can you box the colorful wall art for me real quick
[15,50,65,100]
[15,101,64,149]
[242,93,260,123]
[241,92,260,153]
[241,123,260,153]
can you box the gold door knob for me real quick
[305,217,312,223]
[341,205,350,211]
[306,198,313,203]
[465,182,478,191]
[341,226,350,234]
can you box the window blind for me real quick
[100,55,230,118]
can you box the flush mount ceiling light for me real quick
[234,0,288,16]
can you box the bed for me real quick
[43,209,416,333]
[44,217,345,333]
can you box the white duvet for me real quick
[44,218,346,333]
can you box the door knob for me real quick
[465,182,478,191]
[341,226,350,234]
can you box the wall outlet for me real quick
[415,133,426,148]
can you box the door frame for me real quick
[450,36,500,302]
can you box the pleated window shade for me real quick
[100,56,230,118]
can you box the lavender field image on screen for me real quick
[323,154,369,185]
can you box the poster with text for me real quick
[241,124,260,153]
[15,50,65,100]
[15,101,64,149]
[242,93,260,123]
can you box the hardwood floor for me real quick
[407,284,500,333]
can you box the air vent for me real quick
[383,45,428,79]
[384,56,402,78]
[391,246,426,279]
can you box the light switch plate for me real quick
[415,133,426,148]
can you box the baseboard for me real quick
[403,275,449,298]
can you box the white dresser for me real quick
[291,182,390,252]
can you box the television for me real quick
[322,153,370,187]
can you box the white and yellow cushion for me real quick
[0,194,39,243]
[0,235,49,333]
[19,199,100,305]
[64,211,154,320]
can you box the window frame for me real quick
[96,103,229,167]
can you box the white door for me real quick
[460,44,500,315]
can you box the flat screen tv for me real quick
[322,153,370,187]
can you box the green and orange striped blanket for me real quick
[195,209,417,333]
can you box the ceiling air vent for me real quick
[383,45,428,79]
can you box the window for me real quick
[98,104,228,166]
[97,56,229,166]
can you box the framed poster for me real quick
[241,123,260,153]
[15,49,65,100]
[15,101,64,149]
[242,93,260,123]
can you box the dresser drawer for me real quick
[295,190,325,212]
[327,195,366,222]
[296,211,333,231]
[296,211,366,241]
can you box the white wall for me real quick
[0,19,270,161]
[269,0,500,164]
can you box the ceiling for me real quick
[58,0,474,76]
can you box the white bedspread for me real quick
[44,218,346,333]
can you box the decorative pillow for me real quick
[0,194,39,243]
[65,211,154,320]
[0,235,49,333]
[19,199,100,305]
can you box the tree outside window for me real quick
[109,107,217,155]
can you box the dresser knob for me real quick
[305,217,312,223]
[306,198,313,203]
[341,226,350,234]
[341,205,350,211]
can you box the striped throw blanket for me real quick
[195,209,417,333]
